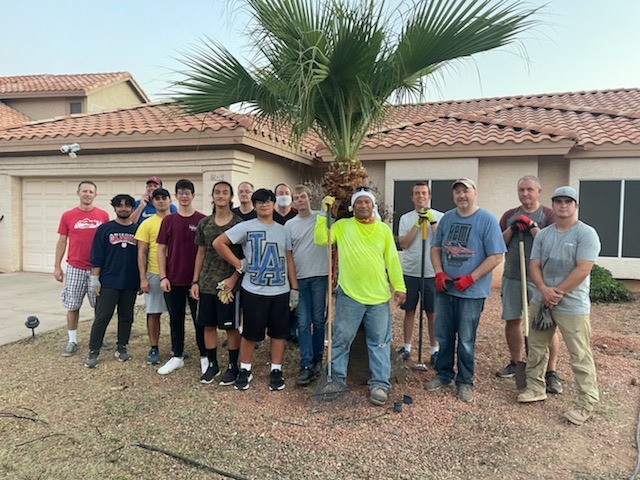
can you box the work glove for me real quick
[289,289,299,310]
[435,272,452,292]
[216,281,235,305]
[321,196,335,215]
[532,305,555,331]
[414,208,436,228]
[90,275,101,297]
[236,257,248,274]
[510,214,535,232]
[454,274,475,292]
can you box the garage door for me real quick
[23,176,204,272]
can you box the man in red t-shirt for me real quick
[54,180,110,357]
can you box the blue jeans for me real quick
[296,276,328,368]
[332,287,392,390]
[433,293,485,387]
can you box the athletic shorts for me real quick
[240,288,290,342]
[144,273,168,314]
[195,292,239,330]
[501,276,536,321]
[61,265,95,310]
[400,276,435,313]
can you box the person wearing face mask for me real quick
[273,183,297,225]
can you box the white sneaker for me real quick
[200,357,209,375]
[157,356,184,375]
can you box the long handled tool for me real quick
[515,230,528,390]
[313,209,346,400]
[411,216,429,371]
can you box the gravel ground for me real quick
[0,289,638,479]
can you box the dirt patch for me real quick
[0,290,638,479]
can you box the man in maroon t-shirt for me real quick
[496,175,563,395]
[54,180,109,357]
[156,179,207,376]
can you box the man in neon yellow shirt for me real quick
[135,188,172,365]
[314,188,406,406]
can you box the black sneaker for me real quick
[269,369,285,391]
[545,371,564,394]
[200,362,220,384]
[496,360,516,378]
[397,346,410,360]
[430,351,439,368]
[219,364,239,386]
[147,347,160,365]
[234,368,253,390]
[84,350,100,368]
[295,367,315,385]
[311,361,323,376]
[114,346,131,362]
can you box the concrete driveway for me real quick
[0,272,96,346]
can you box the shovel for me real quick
[411,216,429,371]
[515,230,528,390]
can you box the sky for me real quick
[1,0,638,103]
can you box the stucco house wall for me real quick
[87,82,149,113]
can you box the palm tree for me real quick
[173,0,538,208]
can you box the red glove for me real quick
[454,274,475,292]
[510,214,535,232]
[435,272,452,292]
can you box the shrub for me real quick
[590,264,634,303]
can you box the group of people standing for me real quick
[54,173,601,425]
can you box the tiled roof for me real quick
[0,102,31,129]
[0,102,244,140]
[0,72,136,95]
[1,87,638,155]
[370,88,640,150]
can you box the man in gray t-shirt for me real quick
[496,175,562,394]
[285,185,328,385]
[517,186,601,426]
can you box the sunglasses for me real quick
[354,187,372,193]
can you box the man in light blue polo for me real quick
[424,177,505,403]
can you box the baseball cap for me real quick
[146,176,163,186]
[151,187,171,198]
[452,177,477,190]
[551,186,578,203]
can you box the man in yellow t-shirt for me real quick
[314,188,406,406]
[135,188,172,365]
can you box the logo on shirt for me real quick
[246,231,285,286]
[443,223,474,266]
[74,218,103,230]
[109,232,137,248]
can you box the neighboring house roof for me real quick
[0,102,31,129]
[0,72,150,102]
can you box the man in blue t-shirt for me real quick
[424,178,506,403]
[131,176,177,225]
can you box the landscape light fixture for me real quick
[25,315,40,337]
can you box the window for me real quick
[392,179,456,235]
[579,180,640,258]
[69,102,82,114]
